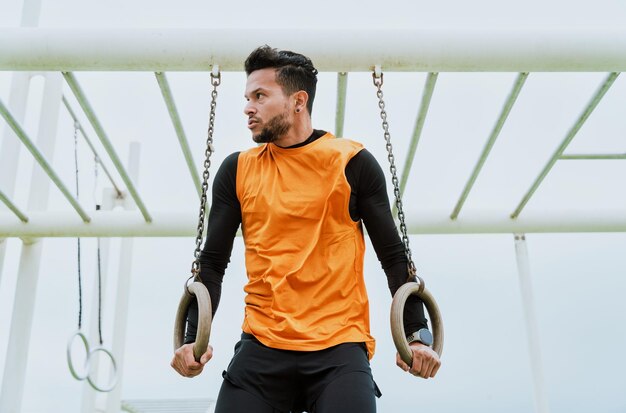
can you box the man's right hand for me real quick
[171,342,213,378]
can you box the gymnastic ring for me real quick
[67,330,91,381]
[391,281,444,366]
[174,281,212,362]
[86,346,118,392]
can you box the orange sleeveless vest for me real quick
[236,133,376,358]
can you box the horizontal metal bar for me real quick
[560,153,626,160]
[1,210,625,237]
[335,72,348,138]
[0,97,91,222]
[61,95,123,197]
[451,72,528,219]
[63,72,153,222]
[511,72,620,219]
[0,189,28,222]
[155,72,201,197]
[2,28,626,71]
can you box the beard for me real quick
[252,111,291,144]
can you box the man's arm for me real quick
[184,151,242,343]
[347,148,440,379]
[172,152,242,378]
[346,149,428,334]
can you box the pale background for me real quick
[1,0,626,412]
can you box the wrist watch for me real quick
[406,328,433,346]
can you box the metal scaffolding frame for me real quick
[0,24,625,413]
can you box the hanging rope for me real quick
[94,155,103,346]
[66,120,117,392]
[74,122,83,331]
[372,68,444,363]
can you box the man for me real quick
[171,45,441,412]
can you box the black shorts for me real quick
[220,333,382,413]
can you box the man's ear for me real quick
[294,90,309,113]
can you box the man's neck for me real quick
[273,119,314,148]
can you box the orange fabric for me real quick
[236,133,376,359]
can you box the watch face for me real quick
[418,329,433,346]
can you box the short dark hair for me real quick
[244,45,318,115]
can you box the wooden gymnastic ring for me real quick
[173,281,212,362]
[391,281,444,366]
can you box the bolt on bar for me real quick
[511,72,620,219]
[0,97,91,222]
[560,153,626,160]
[451,72,528,220]
[154,72,202,197]
[62,95,123,197]
[335,72,348,138]
[397,72,438,204]
[0,189,28,222]
[63,72,152,222]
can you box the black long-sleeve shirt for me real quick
[185,130,427,343]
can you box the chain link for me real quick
[190,70,221,287]
[372,72,417,281]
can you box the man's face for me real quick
[244,68,293,143]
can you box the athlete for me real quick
[171,45,441,412]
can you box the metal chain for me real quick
[372,71,417,280]
[190,69,221,287]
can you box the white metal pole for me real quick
[105,142,140,413]
[19,0,42,27]
[0,72,63,413]
[0,0,41,395]
[2,28,626,72]
[0,72,31,289]
[80,188,116,413]
[513,233,551,413]
[2,209,626,237]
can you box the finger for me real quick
[200,345,214,365]
[179,361,202,377]
[171,353,187,375]
[184,346,203,369]
[410,350,423,377]
[429,358,441,378]
[420,351,440,378]
[395,353,410,372]
[173,346,201,377]
[421,357,435,379]
[173,360,188,377]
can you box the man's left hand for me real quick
[396,342,441,379]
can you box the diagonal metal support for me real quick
[335,72,348,138]
[511,72,619,219]
[451,72,528,219]
[62,95,123,197]
[0,97,90,222]
[63,71,152,222]
[155,72,202,197]
[0,189,28,222]
[400,72,438,196]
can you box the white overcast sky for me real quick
[1,0,626,412]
